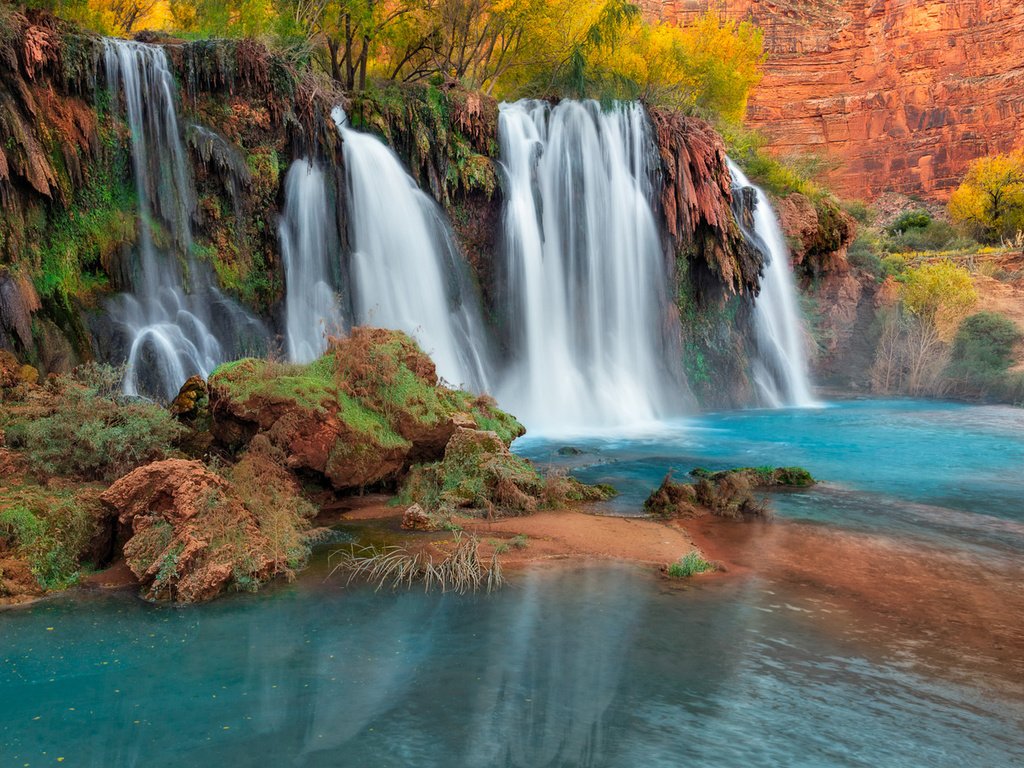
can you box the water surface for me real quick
[3,399,1022,767]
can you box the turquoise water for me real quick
[519,399,1024,557]
[2,400,1023,766]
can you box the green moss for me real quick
[211,356,335,412]
[29,137,135,305]
[690,465,816,488]
[350,83,498,209]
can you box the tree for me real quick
[949,152,1024,244]
[900,260,977,342]
[110,0,162,34]
[872,261,978,396]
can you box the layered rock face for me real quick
[645,0,1024,200]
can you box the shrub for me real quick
[883,219,973,254]
[848,232,884,277]
[224,437,318,576]
[901,261,978,341]
[888,210,932,234]
[4,378,182,481]
[667,551,715,578]
[0,486,99,591]
[951,312,1022,374]
[946,311,1022,397]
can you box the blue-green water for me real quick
[2,400,1023,766]
[520,399,1024,558]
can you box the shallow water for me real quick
[519,399,1024,557]
[2,399,1023,767]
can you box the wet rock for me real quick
[643,473,700,519]
[170,375,209,422]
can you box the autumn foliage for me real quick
[27,0,765,122]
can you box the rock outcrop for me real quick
[208,328,524,491]
[100,458,283,602]
[649,108,763,294]
[645,0,1024,200]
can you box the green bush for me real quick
[847,232,884,277]
[883,219,969,253]
[888,210,932,234]
[951,312,1021,373]
[3,372,182,481]
[946,312,1022,398]
[667,551,715,578]
[0,488,97,591]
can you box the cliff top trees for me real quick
[32,0,765,123]
[949,152,1024,244]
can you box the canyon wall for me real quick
[644,0,1024,200]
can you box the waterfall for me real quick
[727,160,816,407]
[279,159,343,363]
[331,108,490,391]
[496,100,679,432]
[103,39,264,401]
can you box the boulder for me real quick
[0,555,44,604]
[401,427,546,518]
[100,459,278,602]
[208,328,523,491]
[400,503,437,531]
[169,375,209,422]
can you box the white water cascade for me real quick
[279,159,343,363]
[103,39,264,400]
[727,160,816,407]
[496,100,679,432]
[332,107,490,391]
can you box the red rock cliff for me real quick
[643,0,1024,200]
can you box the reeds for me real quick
[328,533,503,594]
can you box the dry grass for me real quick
[328,532,503,594]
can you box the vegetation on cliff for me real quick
[949,152,1024,245]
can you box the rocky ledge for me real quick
[0,328,616,605]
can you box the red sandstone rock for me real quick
[773,192,855,274]
[644,0,1024,200]
[100,459,277,602]
[648,108,762,293]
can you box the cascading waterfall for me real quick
[103,39,264,400]
[331,107,490,391]
[727,159,816,407]
[279,159,344,363]
[496,100,680,432]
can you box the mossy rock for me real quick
[208,328,523,491]
[401,427,544,518]
[645,465,817,522]
[690,466,816,488]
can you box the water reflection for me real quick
[2,563,1021,767]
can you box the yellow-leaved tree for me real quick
[948,152,1024,244]
[873,260,978,395]
[900,260,978,342]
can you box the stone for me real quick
[400,503,437,531]
[100,459,278,603]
